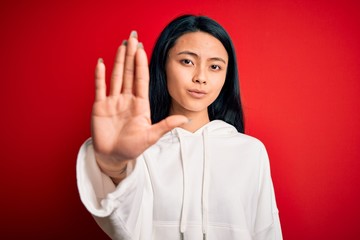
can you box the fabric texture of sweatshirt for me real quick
[77,120,282,240]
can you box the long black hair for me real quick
[149,14,244,133]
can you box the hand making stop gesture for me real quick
[91,31,187,183]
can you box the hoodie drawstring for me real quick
[178,132,188,236]
[202,128,209,239]
[177,128,209,240]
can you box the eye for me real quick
[181,59,194,65]
[210,65,221,70]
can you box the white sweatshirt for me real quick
[77,120,282,240]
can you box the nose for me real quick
[192,78,207,84]
[192,67,207,85]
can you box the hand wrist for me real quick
[109,165,128,185]
[95,154,130,184]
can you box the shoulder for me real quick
[237,132,266,149]
[209,120,266,149]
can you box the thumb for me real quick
[148,115,189,144]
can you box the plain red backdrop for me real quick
[1,0,359,239]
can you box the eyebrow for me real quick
[177,51,227,64]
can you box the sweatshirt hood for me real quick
[168,120,238,138]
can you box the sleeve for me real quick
[76,138,147,239]
[253,144,283,240]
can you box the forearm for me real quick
[77,138,146,238]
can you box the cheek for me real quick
[166,74,183,101]
[208,77,226,103]
[213,75,226,94]
[166,64,190,96]
[165,64,175,94]
[167,79,177,98]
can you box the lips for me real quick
[187,89,207,98]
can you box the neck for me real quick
[169,109,210,133]
[182,115,210,132]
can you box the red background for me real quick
[1,0,359,239]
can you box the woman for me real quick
[77,15,282,239]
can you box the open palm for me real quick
[91,32,187,176]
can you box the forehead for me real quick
[170,31,228,60]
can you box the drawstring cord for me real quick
[178,132,188,236]
[177,128,209,240]
[202,128,209,239]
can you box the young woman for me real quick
[77,15,282,239]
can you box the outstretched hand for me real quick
[91,31,187,180]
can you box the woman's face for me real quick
[165,31,228,117]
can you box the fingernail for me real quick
[122,40,128,46]
[130,30,138,39]
[98,58,104,64]
[137,42,144,49]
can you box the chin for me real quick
[183,105,209,113]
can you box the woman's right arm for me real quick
[77,31,188,238]
[91,31,187,185]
